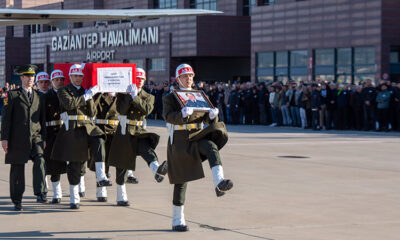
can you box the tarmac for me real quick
[0,120,399,240]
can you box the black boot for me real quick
[70,203,80,209]
[51,198,61,204]
[155,161,168,183]
[36,193,48,203]
[127,176,139,184]
[215,179,233,197]
[117,201,130,206]
[96,179,112,187]
[14,202,23,211]
[97,197,107,202]
[172,225,189,232]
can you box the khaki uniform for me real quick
[1,88,47,203]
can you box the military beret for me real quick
[14,64,38,75]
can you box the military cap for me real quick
[14,64,38,75]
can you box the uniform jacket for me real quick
[51,83,104,163]
[1,88,46,164]
[108,90,159,170]
[162,92,228,184]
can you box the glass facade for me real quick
[243,0,255,16]
[154,0,178,9]
[256,46,376,84]
[190,0,217,10]
[149,58,165,71]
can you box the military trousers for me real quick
[10,154,46,204]
[88,135,106,163]
[115,138,158,185]
[173,139,222,206]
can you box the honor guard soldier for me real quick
[36,72,51,94]
[162,64,233,231]
[108,67,167,206]
[88,92,119,202]
[1,64,48,211]
[43,70,67,204]
[51,64,112,209]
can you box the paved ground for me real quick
[0,120,399,240]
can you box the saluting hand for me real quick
[2,140,8,153]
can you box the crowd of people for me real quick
[144,78,400,132]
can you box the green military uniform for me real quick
[108,90,160,185]
[88,93,119,174]
[43,89,67,178]
[1,85,47,206]
[162,92,228,205]
[51,83,105,186]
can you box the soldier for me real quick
[88,92,119,202]
[43,70,67,204]
[162,64,233,231]
[51,64,112,209]
[108,68,167,206]
[36,72,51,94]
[1,64,47,211]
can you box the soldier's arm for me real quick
[57,87,86,111]
[1,91,13,141]
[162,94,187,125]
[39,94,47,141]
[131,94,154,116]
[86,98,97,118]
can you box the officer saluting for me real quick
[43,70,67,204]
[162,64,233,231]
[1,64,48,211]
[108,68,167,206]
[51,64,112,209]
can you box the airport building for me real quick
[0,0,400,86]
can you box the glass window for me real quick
[315,49,334,66]
[128,59,144,69]
[243,0,255,16]
[290,50,308,67]
[190,0,217,10]
[149,58,165,71]
[276,51,288,67]
[258,76,274,83]
[337,48,352,66]
[154,0,178,9]
[390,51,400,64]
[354,47,375,65]
[257,52,274,68]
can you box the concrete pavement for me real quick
[0,120,399,240]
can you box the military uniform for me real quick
[51,82,110,208]
[1,65,47,210]
[108,89,166,206]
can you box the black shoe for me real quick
[79,192,85,198]
[51,198,61,204]
[14,203,23,211]
[172,225,189,232]
[215,179,233,197]
[96,179,112,187]
[155,161,168,183]
[97,197,107,202]
[70,203,80,209]
[117,201,130,206]
[127,176,139,184]
[36,194,48,203]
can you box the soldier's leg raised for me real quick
[198,139,233,197]
[50,174,62,204]
[67,162,81,209]
[136,139,167,183]
[116,168,129,206]
[88,136,112,187]
[172,183,188,232]
[10,164,25,210]
[32,154,47,203]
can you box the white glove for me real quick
[84,85,99,101]
[181,107,194,118]
[127,84,138,99]
[209,108,219,120]
[60,112,69,131]
[118,115,127,135]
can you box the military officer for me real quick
[162,64,233,231]
[1,64,47,211]
[88,92,119,202]
[36,72,51,94]
[43,70,67,204]
[51,64,111,209]
[108,68,167,206]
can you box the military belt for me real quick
[127,120,143,126]
[46,120,63,127]
[174,123,203,131]
[95,119,119,126]
[68,115,90,121]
